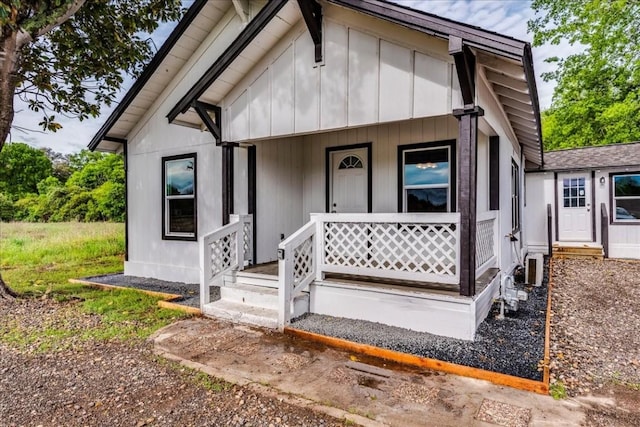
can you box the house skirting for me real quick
[309,272,500,341]
[124,261,199,283]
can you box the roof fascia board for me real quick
[522,44,544,166]
[88,0,209,151]
[327,0,526,59]
[167,0,289,123]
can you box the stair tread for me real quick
[202,300,278,329]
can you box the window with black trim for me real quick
[511,160,520,232]
[163,153,197,240]
[612,172,640,222]
[398,142,455,213]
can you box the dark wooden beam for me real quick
[103,136,127,144]
[453,105,484,297]
[123,140,129,262]
[167,0,288,123]
[248,145,257,263]
[193,101,222,145]
[297,0,323,63]
[449,36,476,106]
[222,142,235,225]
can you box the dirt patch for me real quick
[550,258,640,425]
[0,298,345,427]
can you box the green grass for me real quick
[0,222,192,350]
[549,381,568,400]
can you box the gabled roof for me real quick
[533,142,640,172]
[89,0,543,164]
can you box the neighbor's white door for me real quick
[557,173,592,241]
[330,148,368,213]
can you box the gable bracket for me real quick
[449,36,476,107]
[297,0,323,62]
[193,101,222,145]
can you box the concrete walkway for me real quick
[152,318,588,427]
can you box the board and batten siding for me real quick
[248,117,460,264]
[223,17,461,143]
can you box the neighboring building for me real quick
[525,142,640,259]
[89,0,544,340]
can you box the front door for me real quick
[329,148,369,213]
[557,173,592,241]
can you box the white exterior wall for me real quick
[525,169,640,259]
[245,116,459,263]
[477,73,524,274]
[223,9,462,143]
[121,6,256,282]
[524,172,554,255]
[126,118,220,283]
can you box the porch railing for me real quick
[277,213,461,328]
[475,211,498,277]
[278,220,316,326]
[314,213,460,284]
[200,214,253,307]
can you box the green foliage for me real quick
[0,144,125,223]
[3,1,183,135]
[0,142,52,199]
[549,381,568,400]
[530,0,640,149]
[0,192,14,221]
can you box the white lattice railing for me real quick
[475,211,498,277]
[200,214,253,307]
[313,213,461,285]
[278,220,316,327]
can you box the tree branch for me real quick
[15,1,87,49]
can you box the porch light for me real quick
[416,163,437,169]
[599,176,606,185]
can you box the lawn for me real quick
[0,222,191,349]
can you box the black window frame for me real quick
[397,140,457,213]
[610,171,640,225]
[511,159,521,233]
[162,153,198,241]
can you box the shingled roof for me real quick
[536,142,640,171]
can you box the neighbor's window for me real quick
[612,173,640,222]
[511,160,520,232]
[401,145,452,213]
[163,153,197,240]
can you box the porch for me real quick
[199,210,500,340]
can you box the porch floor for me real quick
[242,262,497,297]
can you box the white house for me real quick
[525,142,640,259]
[89,0,543,340]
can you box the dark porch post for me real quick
[449,35,483,297]
[221,141,234,225]
[454,107,483,296]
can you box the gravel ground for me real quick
[549,258,640,396]
[0,298,344,427]
[85,274,214,308]
[293,265,548,381]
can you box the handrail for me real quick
[600,203,609,258]
[278,220,317,329]
[199,215,252,308]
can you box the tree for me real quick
[0,1,183,299]
[529,0,640,150]
[0,142,52,198]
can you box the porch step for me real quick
[202,300,278,329]
[220,283,278,310]
[552,244,603,259]
[204,281,310,329]
[224,271,279,289]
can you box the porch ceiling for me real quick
[477,52,543,165]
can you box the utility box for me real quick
[525,253,544,286]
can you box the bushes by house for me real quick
[0,143,124,222]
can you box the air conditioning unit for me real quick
[525,253,544,286]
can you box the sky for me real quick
[9,0,582,155]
